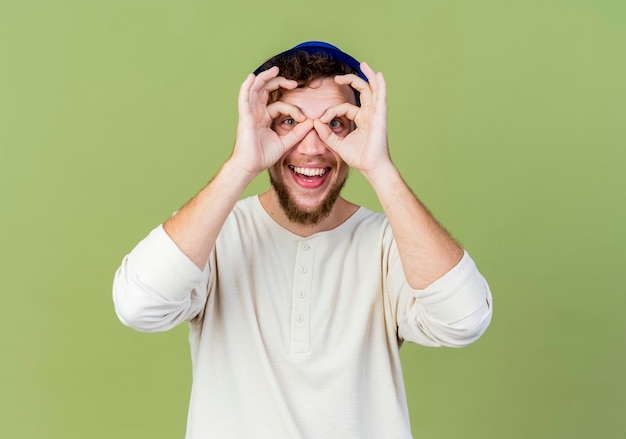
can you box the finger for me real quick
[361,63,387,106]
[359,62,378,86]
[254,66,280,81]
[319,103,360,124]
[237,73,257,112]
[364,66,387,106]
[334,73,372,102]
[261,75,299,94]
[250,68,297,94]
[281,118,314,149]
[313,119,341,150]
[372,72,387,112]
[334,72,368,90]
[267,101,307,122]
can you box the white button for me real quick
[296,313,304,323]
[300,266,307,273]
[298,291,306,299]
[302,243,310,250]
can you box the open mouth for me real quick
[288,165,331,187]
[289,165,330,179]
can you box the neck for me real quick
[258,191,359,237]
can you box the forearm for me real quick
[163,158,256,269]
[364,161,464,289]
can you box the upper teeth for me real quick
[292,166,327,177]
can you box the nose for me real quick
[295,127,327,156]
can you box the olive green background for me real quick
[1,0,624,438]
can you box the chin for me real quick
[269,173,347,225]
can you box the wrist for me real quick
[221,156,259,189]
[225,151,263,181]
[361,159,398,187]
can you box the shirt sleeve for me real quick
[112,225,210,332]
[393,250,493,348]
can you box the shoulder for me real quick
[229,196,265,223]
[220,196,293,242]
[349,206,389,231]
[329,206,392,247]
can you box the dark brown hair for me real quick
[257,51,361,105]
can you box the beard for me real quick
[269,172,347,226]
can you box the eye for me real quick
[327,119,342,129]
[282,118,297,127]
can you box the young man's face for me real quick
[269,77,356,225]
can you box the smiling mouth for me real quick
[288,165,330,178]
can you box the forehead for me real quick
[278,78,356,118]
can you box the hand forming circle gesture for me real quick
[231,67,314,176]
[313,62,390,175]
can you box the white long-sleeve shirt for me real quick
[113,196,492,439]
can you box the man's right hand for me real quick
[230,67,314,176]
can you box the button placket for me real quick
[290,239,316,353]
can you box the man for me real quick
[113,41,492,438]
